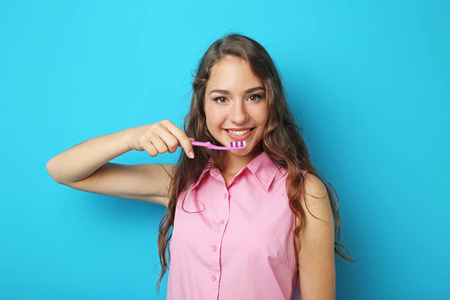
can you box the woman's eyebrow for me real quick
[208,86,265,96]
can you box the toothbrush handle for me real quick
[191,141,211,147]
[191,141,225,150]
[178,141,215,148]
[179,140,242,150]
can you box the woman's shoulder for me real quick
[301,172,329,202]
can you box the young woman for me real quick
[47,34,351,300]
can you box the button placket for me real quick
[208,188,228,291]
[220,189,229,225]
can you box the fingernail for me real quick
[188,151,194,159]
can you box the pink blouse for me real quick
[167,151,307,299]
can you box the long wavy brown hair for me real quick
[156,34,352,291]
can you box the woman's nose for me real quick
[229,100,248,124]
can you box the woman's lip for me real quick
[223,128,254,141]
[225,127,254,131]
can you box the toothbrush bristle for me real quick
[230,141,246,148]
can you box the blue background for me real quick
[1,0,449,299]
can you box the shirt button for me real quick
[211,275,216,282]
[212,245,217,252]
[223,193,227,199]
[219,219,225,225]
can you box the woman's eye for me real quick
[214,97,228,103]
[248,94,262,101]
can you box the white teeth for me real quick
[227,129,251,136]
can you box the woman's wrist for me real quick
[117,127,136,153]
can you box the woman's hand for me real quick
[129,120,195,159]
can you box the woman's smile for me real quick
[224,128,255,140]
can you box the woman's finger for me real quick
[140,139,159,157]
[151,136,169,154]
[162,120,194,158]
[157,128,180,154]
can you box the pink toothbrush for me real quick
[190,140,246,150]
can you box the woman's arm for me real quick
[296,173,336,300]
[46,120,194,207]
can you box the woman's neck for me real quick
[219,144,263,179]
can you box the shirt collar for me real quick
[190,151,281,191]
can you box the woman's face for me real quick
[204,56,269,161]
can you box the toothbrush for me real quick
[187,140,246,150]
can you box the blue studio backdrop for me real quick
[1,1,449,299]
